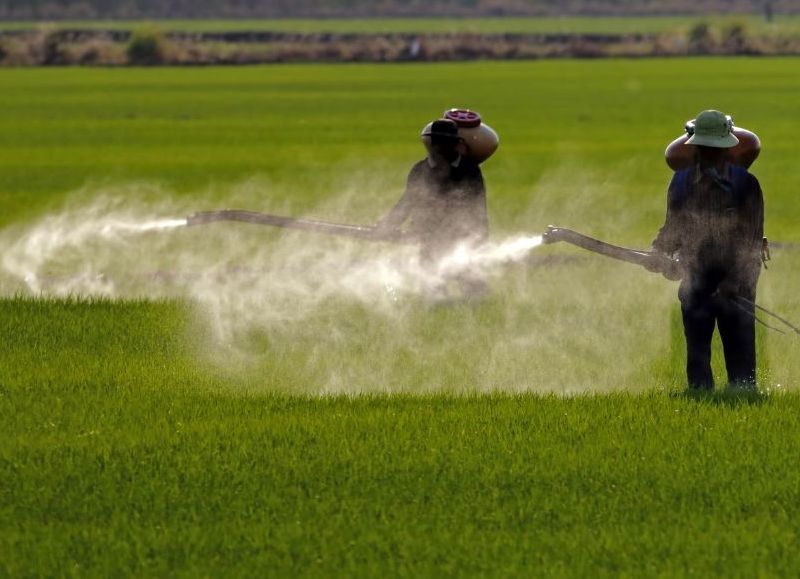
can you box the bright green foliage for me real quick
[2,302,800,576]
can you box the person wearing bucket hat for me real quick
[650,109,765,390]
[685,110,740,148]
[376,117,488,300]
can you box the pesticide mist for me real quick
[0,184,676,394]
[0,195,541,308]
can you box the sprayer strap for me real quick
[734,295,800,336]
[728,298,785,335]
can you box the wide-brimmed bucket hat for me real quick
[685,110,739,148]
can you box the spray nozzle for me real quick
[542,225,567,245]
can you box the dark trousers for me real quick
[679,291,757,389]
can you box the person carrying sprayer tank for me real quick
[649,109,765,391]
[376,110,498,300]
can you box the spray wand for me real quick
[542,224,799,337]
[542,225,683,280]
[186,209,413,244]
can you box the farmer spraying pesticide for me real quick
[542,110,797,389]
[650,110,766,390]
[184,108,506,303]
[376,110,498,300]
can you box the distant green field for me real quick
[1,59,798,239]
[2,59,800,575]
[1,14,799,35]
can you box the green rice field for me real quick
[2,58,800,575]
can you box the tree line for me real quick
[0,0,793,20]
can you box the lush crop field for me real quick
[5,341,800,577]
[2,59,800,575]
[1,15,800,35]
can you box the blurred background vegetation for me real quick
[1,15,800,65]
[0,0,796,19]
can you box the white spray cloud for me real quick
[0,190,543,338]
[2,196,182,295]
[0,176,679,394]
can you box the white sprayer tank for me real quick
[420,108,499,164]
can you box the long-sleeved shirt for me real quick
[652,163,764,297]
[380,156,488,258]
